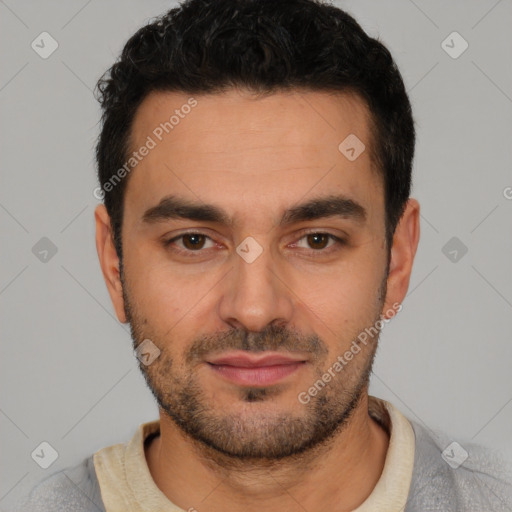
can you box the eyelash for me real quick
[163,231,346,258]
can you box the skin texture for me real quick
[95,88,420,512]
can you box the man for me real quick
[14,0,512,510]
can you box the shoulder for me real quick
[10,455,105,512]
[405,420,512,512]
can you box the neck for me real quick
[145,393,390,512]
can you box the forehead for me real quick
[124,88,383,226]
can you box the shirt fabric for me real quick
[12,396,512,511]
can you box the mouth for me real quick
[206,351,307,387]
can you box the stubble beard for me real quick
[121,270,386,467]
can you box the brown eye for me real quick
[292,232,344,255]
[164,232,216,254]
[181,234,207,250]
[306,233,330,250]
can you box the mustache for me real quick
[185,323,328,365]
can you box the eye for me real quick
[164,232,216,254]
[292,232,344,253]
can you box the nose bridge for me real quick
[219,237,293,331]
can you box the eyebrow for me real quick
[142,194,366,227]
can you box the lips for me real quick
[208,352,306,367]
[206,351,307,386]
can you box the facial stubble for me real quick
[121,268,387,467]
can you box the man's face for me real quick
[114,89,393,460]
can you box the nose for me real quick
[218,239,294,332]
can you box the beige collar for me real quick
[354,396,415,511]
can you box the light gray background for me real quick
[1,0,511,508]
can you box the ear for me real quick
[95,204,127,323]
[382,198,420,318]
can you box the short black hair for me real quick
[95,0,415,259]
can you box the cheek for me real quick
[297,280,378,332]
[289,255,385,339]
[124,254,218,338]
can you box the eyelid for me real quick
[292,227,348,240]
[163,230,218,250]
[287,231,345,252]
